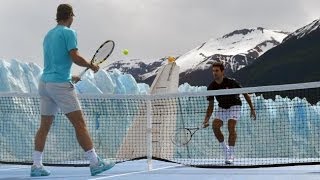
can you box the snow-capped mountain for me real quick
[233,19,320,87]
[283,19,320,42]
[104,57,167,83]
[177,28,288,77]
[105,27,289,85]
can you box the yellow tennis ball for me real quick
[168,56,175,63]
[122,49,129,55]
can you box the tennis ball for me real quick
[122,49,129,55]
[168,56,175,63]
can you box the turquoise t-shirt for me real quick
[41,25,78,82]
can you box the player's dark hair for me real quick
[56,4,75,22]
[212,62,224,71]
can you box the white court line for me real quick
[89,164,182,180]
[0,167,29,171]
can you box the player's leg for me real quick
[226,105,241,164]
[50,82,114,175]
[31,82,56,177]
[65,110,94,151]
[226,119,237,164]
[228,119,237,147]
[32,115,54,177]
[34,116,54,155]
[212,118,224,142]
[212,115,229,162]
[66,109,114,175]
[46,82,93,151]
[51,83,96,156]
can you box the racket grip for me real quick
[79,67,89,78]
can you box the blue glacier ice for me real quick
[0,59,151,95]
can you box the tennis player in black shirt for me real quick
[203,62,256,164]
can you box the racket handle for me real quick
[79,67,89,78]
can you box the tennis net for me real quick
[1,81,320,168]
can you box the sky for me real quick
[0,0,319,73]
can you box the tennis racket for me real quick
[78,40,115,78]
[171,125,205,146]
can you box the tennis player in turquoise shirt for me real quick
[41,24,77,82]
[31,4,115,177]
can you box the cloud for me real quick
[0,0,319,73]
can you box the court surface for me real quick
[1,159,320,180]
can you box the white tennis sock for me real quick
[220,142,229,156]
[229,146,235,157]
[85,148,98,165]
[32,151,43,167]
[220,142,228,150]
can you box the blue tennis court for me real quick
[1,160,320,180]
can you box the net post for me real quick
[146,99,153,171]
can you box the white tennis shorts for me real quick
[38,81,81,115]
[215,105,241,122]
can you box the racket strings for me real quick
[92,41,115,64]
[173,129,192,146]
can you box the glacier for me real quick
[0,59,206,94]
[0,58,152,95]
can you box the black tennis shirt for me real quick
[207,77,242,109]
